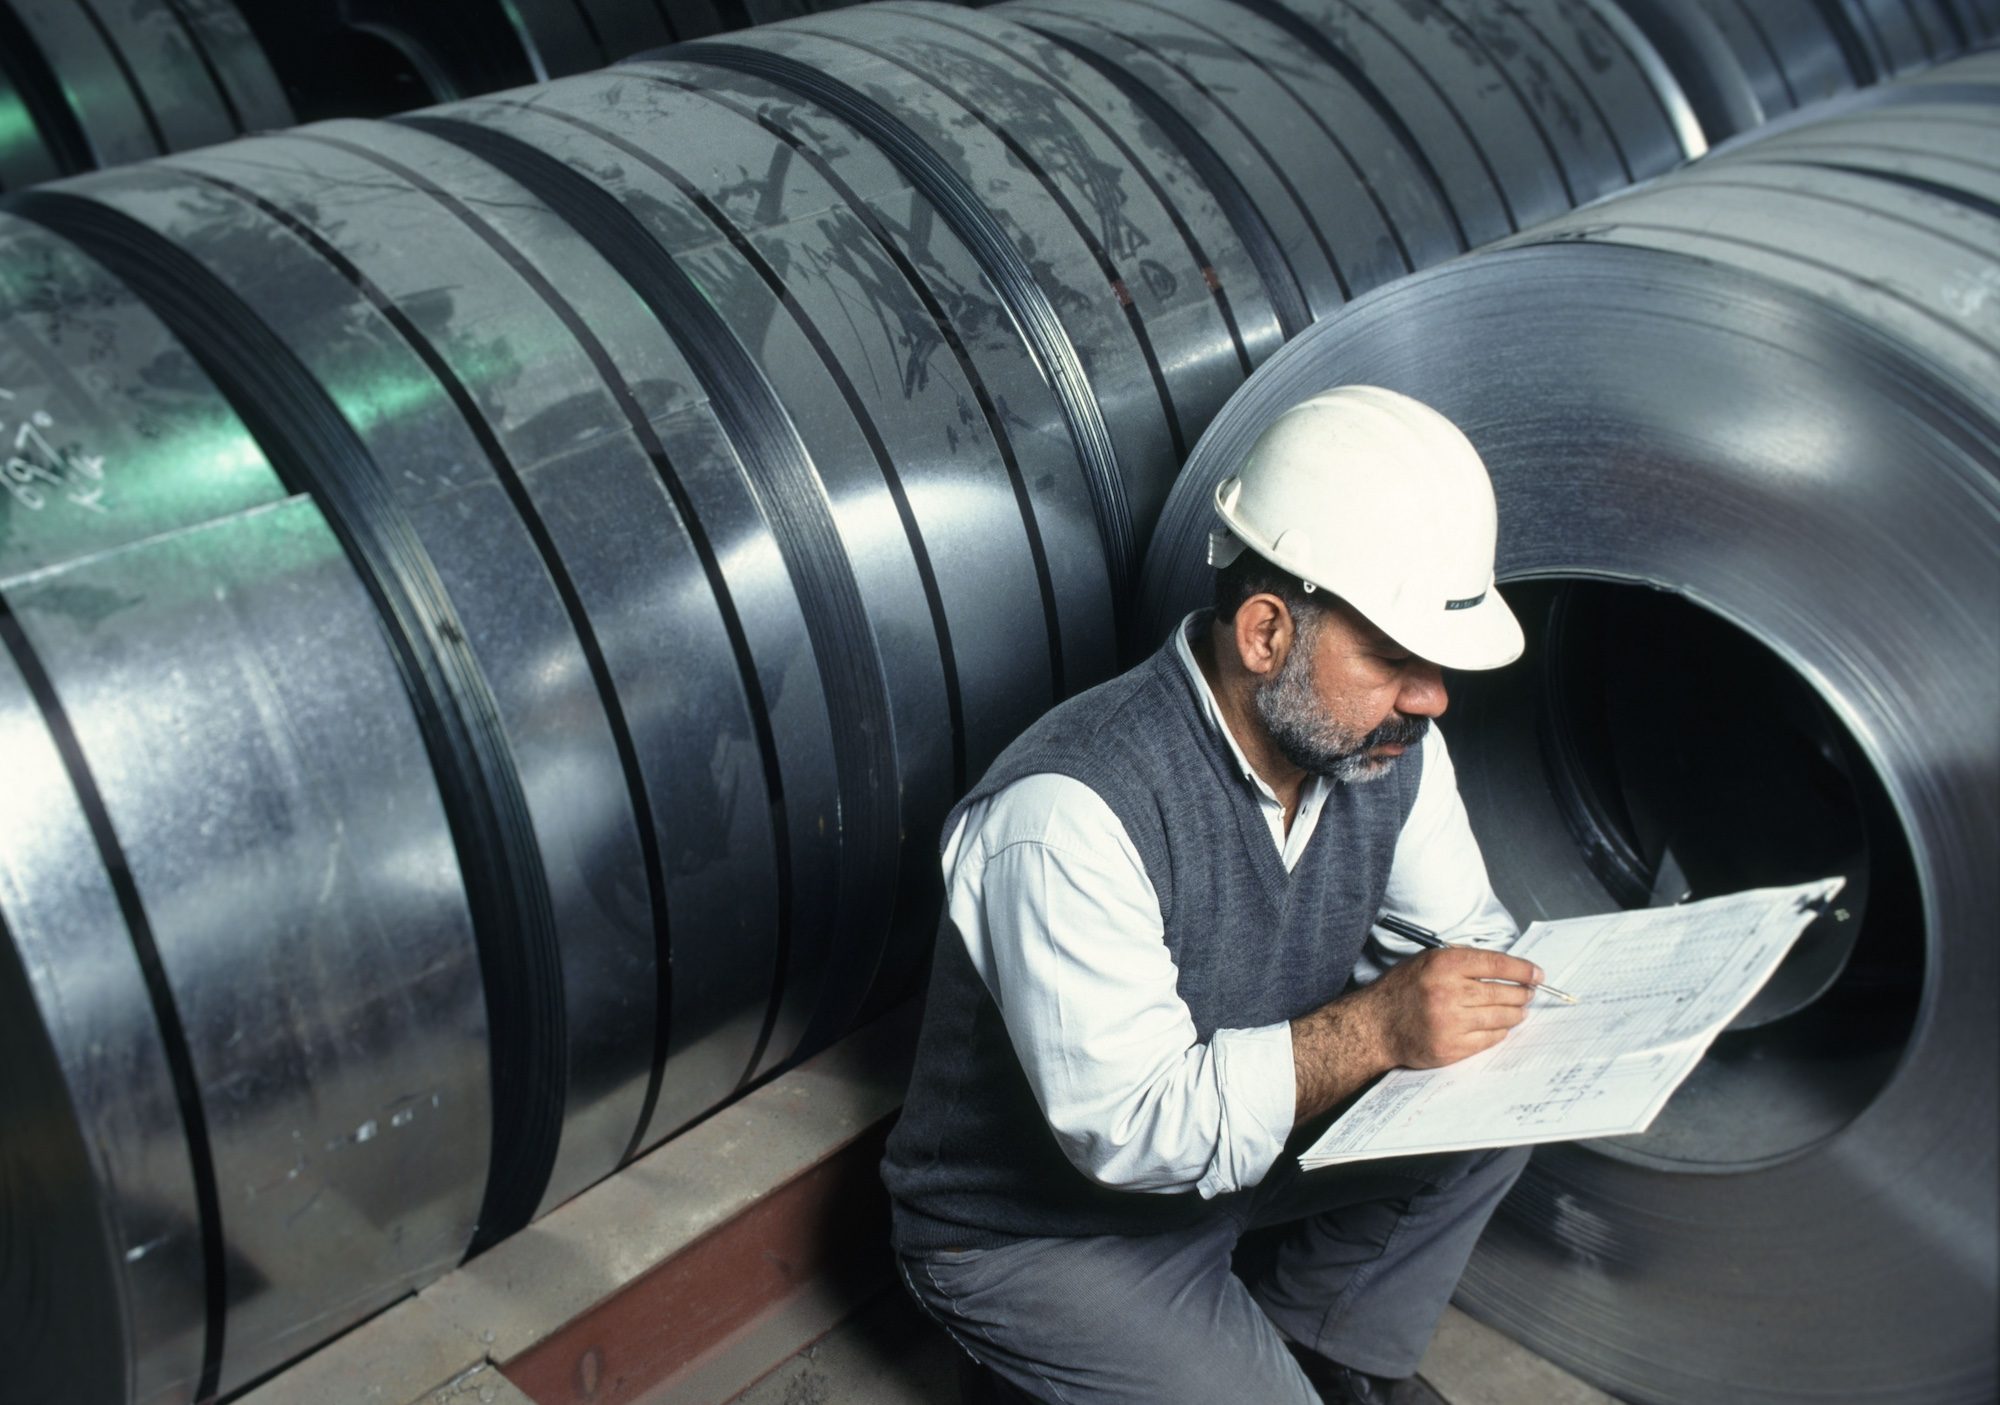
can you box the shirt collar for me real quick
[1174,610,1302,808]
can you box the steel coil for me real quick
[1140,75,1998,1405]
[0,210,490,1405]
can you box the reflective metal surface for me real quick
[7,0,163,168]
[1005,0,1453,316]
[0,211,488,1404]
[0,0,293,181]
[681,6,1244,591]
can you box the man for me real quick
[881,386,1546,1404]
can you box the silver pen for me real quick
[1376,914,1580,1004]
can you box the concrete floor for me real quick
[731,1289,1618,1405]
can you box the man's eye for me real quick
[1380,655,1413,668]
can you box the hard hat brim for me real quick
[1359,583,1525,672]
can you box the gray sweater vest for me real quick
[882,624,1423,1250]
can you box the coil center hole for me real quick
[1447,579,1923,1170]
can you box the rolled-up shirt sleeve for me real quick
[1352,726,1520,986]
[947,774,1296,1199]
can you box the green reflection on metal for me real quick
[0,89,40,163]
[0,219,293,581]
[12,494,350,637]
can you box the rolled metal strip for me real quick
[1712,105,2000,213]
[1286,0,1593,222]
[79,0,238,152]
[0,209,489,1401]
[1460,0,1697,178]
[0,646,202,1405]
[413,71,1089,1010]
[401,92,968,1068]
[1018,0,1458,311]
[1902,45,2000,83]
[999,2,1317,335]
[169,120,760,1190]
[159,98,788,1152]
[618,59,1119,696]
[1844,0,1966,70]
[871,2,1285,375]
[9,156,587,1249]
[1710,0,1872,111]
[1218,0,1516,245]
[1511,164,2000,399]
[417,93,970,1029]
[1570,0,1709,159]
[3,0,162,167]
[675,33,1146,600]
[1140,235,1997,1405]
[399,96,919,1070]
[1423,0,1632,205]
[165,0,295,134]
[1604,0,1766,140]
[1948,0,2000,41]
[714,6,1245,559]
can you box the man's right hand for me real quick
[1290,946,1544,1124]
[1360,946,1543,1069]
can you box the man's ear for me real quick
[1232,593,1292,679]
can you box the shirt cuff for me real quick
[1196,1022,1296,1199]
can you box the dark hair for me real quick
[1212,550,1336,627]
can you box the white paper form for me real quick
[1300,877,1845,1168]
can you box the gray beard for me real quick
[1252,621,1430,783]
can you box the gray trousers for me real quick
[898,1145,1530,1404]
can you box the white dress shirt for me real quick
[942,614,1517,1201]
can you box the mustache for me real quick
[1360,713,1431,749]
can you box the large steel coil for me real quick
[1141,77,1998,1405]
[0,2,1990,1400]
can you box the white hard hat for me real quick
[1207,386,1523,671]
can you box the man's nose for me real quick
[1398,661,1449,718]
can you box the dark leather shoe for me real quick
[1285,1342,1436,1405]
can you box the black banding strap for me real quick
[9,186,569,1249]
[1024,23,1311,340]
[1220,0,1477,249]
[0,604,228,1404]
[400,115,901,1083]
[191,142,672,1176]
[673,40,1140,599]
[627,67,1069,703]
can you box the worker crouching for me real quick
[882,387,1545,1405]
